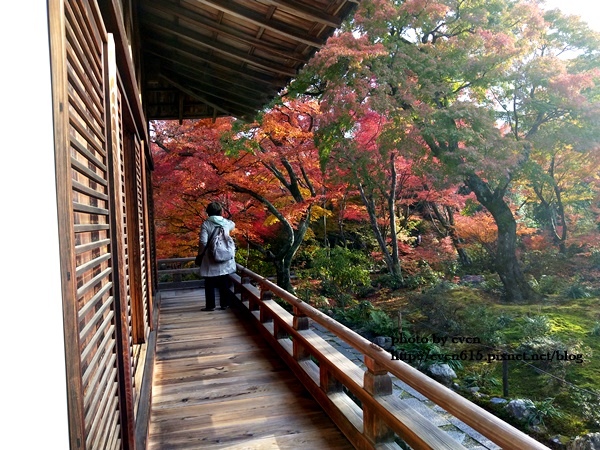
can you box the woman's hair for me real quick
[206,202,223,216]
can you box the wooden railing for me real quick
[156,257,202,289]
[228,264,550,450]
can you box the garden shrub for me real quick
[376,273,404,290]
[403,261,444,289]
[563,281,591,299]
[463,243,495,273]
[407,285,465,336]
[570,387,600,428]
[480,273,505,296]
[515,336,576,377]
[532,275,564,295]
[311,246,371,296]
[463,364,500,390]
[530,398,563,428]
[367,309,397,337]
[332,300,397,338]
[335,292,355,308]
[521,315,551,340]
[522,248,566,278]
[460,305,509,346]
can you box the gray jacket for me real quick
[198,215,237,277]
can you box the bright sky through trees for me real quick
[543,0,600,31]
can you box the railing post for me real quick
[245,278,260,312]
[273,321,288,340]
[292,305,309,361]
[293,305,309,331]
[260,290,273,323]
[269,292,288,340]
[363,355,394,444]
[320,366,342,393]
[173,261,182,283]
[233,275,244,294]
[239,276,251,299]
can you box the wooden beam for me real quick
[159,74,236,117]
[194,0,324,48]
[142,0,307,63]
[143,39,281,86]
[143,19,298,77]
[262,0,342,28]
[160,68,271,112]
[169,63,278,98]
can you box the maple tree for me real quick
[151,100,327,292]
[423,186,475,266]
[220,99,327,292]
[151,118,237,258]
[290,0,600,301]
[522,125,600,253]
[318,111,402,278]
[314,92,456,279]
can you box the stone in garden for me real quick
[505,399,538,424]
[569,433,600,450]
[427,363,457,386]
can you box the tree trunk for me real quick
[274,210,312,294]
[358,183,401,278]
[387,152,403,279]
[552,181,568,254]
[532,162,568,254]
[466,174,540,302]
[429,202,472,266]
[229,183,312,294]
[275,259,294,293]
[442,205,472,266]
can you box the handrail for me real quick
[156,257,201,288]
[230,264,550,450]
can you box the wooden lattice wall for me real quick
[49,0,154,448]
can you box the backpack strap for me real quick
[203,226,220,252]
[195,225,220,265]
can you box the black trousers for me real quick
[204,275,231,309]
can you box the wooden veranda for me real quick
[144,262,552,450]
[17,1,556,448]
[146,288,353,449]
[41,1,359,448]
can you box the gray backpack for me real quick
[208,226,235,262]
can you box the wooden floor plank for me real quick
[147,288,354,449]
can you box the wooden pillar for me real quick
[363,355,394,444]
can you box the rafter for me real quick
[193,0,324,48]
[140,0,357,120]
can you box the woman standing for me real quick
[197,202,236,311]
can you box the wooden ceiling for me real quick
[138,0,357,122]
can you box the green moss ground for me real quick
[370,286,600,441]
